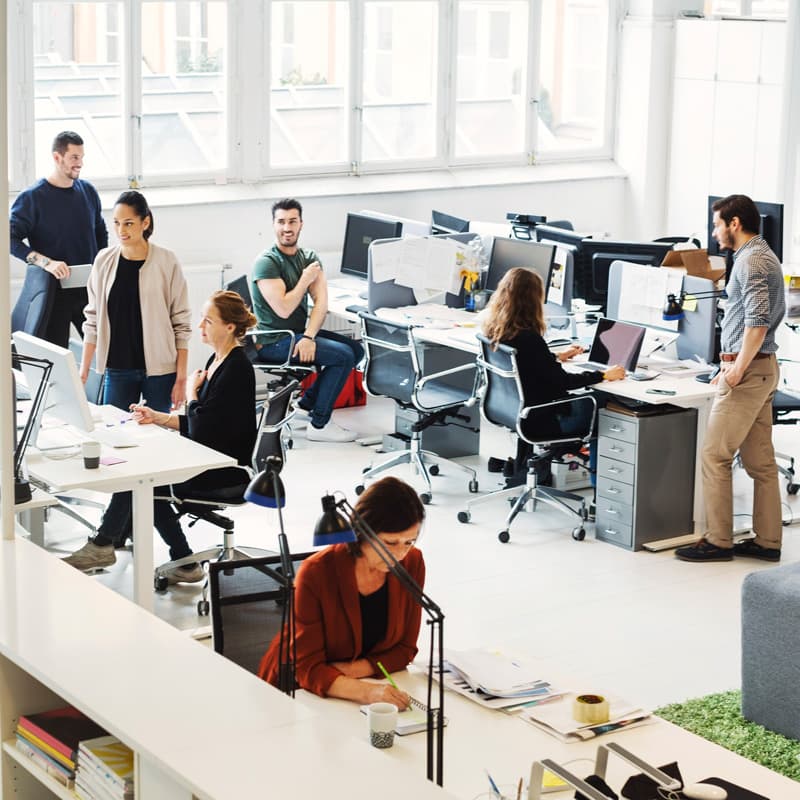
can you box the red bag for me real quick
[300,368,367,408]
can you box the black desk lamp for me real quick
[662,289,726,321]
[11,351,52,504]
[244,455,297,696]
[314,493,446,787]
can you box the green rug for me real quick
[655,690,800,782]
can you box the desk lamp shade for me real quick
[313,495,357,546]
[245,468,286,508]
[663,293,685,321]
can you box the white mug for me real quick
[82,440,101,469]
[366,702,398,749]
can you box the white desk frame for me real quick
[25,408,234,612]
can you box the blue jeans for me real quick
[102,368,175,413]
[256,330,364,428]
[557,401,597,485]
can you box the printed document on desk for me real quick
[371,236,464,294]
[444,648,558,698]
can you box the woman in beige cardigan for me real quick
[79,190,191,413]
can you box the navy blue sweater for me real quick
[9,178,108,265]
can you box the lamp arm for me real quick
[12,355,53,477]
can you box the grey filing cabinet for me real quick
[595,406,697,550]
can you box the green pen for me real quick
[376,660,398,689]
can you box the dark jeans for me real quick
[102,368,174,413]
[256,329,364,427]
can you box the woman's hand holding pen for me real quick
[129,401,157,425]
[365,683,411,710]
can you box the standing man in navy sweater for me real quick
[10,131,108,347]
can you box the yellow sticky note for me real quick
[542,770,569,789]
[682,296,698,312]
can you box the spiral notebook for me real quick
[359,697,447,736]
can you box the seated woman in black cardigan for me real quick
[63,290,257,582]
[482,267,625,487]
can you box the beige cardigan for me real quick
[83,243,192,376]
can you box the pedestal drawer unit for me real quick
[595,406,697,550]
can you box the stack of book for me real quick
[15,705,108,790]
[75,735,135,800]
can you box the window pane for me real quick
[141,1,227,174]
[33,2,124,179]
[362,1,437,162]
[455,1,527,159]
[750,1,788,18]
[270,2,349,168]
[538,0,609,155]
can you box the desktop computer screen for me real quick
[485,237,555,293]
[431,210,470,235]
[340,213,402,279]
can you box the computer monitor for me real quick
[340,213,403,279]
[12,331,95,433]
[707,196,784,279]
[542,245,575,327]
[578,239,673,309]
[485,237,555,293]
[431,210,470,235]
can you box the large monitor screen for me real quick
[485,237,555,293]
[12,332,95,432]
[340,213,402,279]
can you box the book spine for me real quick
[17,727,75,771]
[78,747,127,794]
[77,763,124,800]
[15,737,74,788]
[18,715,77,761]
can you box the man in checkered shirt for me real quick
[677,194,785,563]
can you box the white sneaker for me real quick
[307,421,357,443]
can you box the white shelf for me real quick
[2,739,77,800]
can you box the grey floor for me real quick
[37,394,800,711]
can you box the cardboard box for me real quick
[661,248,726,283]
[785,274,800,291]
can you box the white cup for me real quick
[82,440,101,469]
[366,702,398,749]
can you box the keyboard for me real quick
[92,427,139,448]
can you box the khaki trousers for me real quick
[702,355,781,548]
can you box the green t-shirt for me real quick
[250,244,321,345]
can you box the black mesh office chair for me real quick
[209,551,314,675]
[458,334,595,543]
[153,380,297,615]
[356,313,480,504]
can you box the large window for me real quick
[706,1,788,17]
[10,1,616,187]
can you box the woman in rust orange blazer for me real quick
[258,476,425,708]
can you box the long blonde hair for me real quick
[483,268,546,347]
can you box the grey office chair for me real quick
[153,380,298,615]
[458,334,595,543]
[355,312,480,504]
[209,551,314,675]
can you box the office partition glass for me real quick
[361,1,437,162]
[269,1,350,168]
[454,0,528,159]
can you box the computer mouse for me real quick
[681,783,727,800]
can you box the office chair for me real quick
[209,551,314,675]
[153,380,298,616]
[355,313,480,504]
[458,334,595,543]
[11,265,56,338]
[653,235,702,250]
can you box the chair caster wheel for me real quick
[287,439,294,450]
[788,483,799,495]
[355,484,365,495]
[429,465,440,476]
[197,600,210,616]
[468,479,479,493]
[457,511,470,524]
[572,527,586,541]
[498,530,510,543]
[420,492,432,505]
[154,575,168,593]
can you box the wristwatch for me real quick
[26,252,50,268]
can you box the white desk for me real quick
[14,488,58,547]
[298,669,799,799]
[25,407,235,612]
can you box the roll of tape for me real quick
[572,694,610,724]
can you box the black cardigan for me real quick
[178,346,256,467]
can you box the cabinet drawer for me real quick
[595,515,633,548]
[596,458,635,485]
[599,413,638,444]
[598,437,637,464]
[597,475,635,506]
[594,496,633,527]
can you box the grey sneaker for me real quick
[307,421,357,443]
[164,563,205,584]
[62,541,116,572]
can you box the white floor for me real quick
[37,395,800,712]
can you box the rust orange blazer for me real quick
[258,543,425,697]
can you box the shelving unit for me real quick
[3,739,77,800]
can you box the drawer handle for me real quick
[609,446,623,453]
[607,487,620,495]
[607,466,622,474]
[604,508,618,515]
[609,426,623,432]
[604,528,619,536]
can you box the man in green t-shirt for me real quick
[251,198,364,442]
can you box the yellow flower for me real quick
[460,269,479,292]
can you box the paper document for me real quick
[444,648,555,698]
[616,263,683,332]
[371,237,465,294]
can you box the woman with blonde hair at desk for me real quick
[483,267,625,488]
[64,290,256,579]
[258,476,425,708]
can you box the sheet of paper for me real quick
[369,238,403,283]
[617,262,682,332]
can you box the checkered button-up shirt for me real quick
[720,236,785,355]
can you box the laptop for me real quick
[582,317,646,373]
[59,264,92,289]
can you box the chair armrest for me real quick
[519,393,597,438]
[246,329,298,369]
[416,361,479,390]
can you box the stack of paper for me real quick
[75,735,134,800]
[521,692,652,742]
